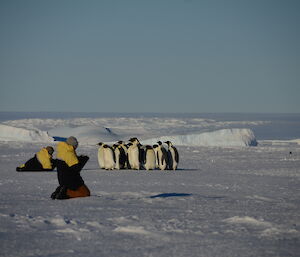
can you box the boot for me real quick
[50,186,62,199]
[55,186,70,200]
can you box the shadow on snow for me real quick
[149,193,192,199]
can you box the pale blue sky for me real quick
[0,0,299,113]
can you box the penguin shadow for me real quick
[149,193,192,199]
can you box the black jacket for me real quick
[16,155,57,172]
[56,156,89,190]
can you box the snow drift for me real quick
[143,129,258,147]
[0,124,53,142]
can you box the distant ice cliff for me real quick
[0,123,257,147]
[0,124,53,142]
[142,128,258,147]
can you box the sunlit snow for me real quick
[0,113,299,257]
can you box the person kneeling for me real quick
[16,146,57,172]
[51,136,90,200]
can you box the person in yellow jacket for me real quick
[16,146,57,171]
[51,136,90,200]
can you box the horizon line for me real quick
[0,111,299,115]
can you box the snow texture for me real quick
[0,113,299,257]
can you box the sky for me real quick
[0,0,299,113]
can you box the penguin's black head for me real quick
[164,141,170,146]
[97,142,103,146]
[153,144,158,148]
[129,137,140,144]
[157,141,162,145]
[127,142,133,147]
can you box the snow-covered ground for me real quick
[0,113,299,257]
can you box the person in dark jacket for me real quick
[51,136,90,200]
[16,146,57,171]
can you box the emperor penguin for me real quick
[139,144,147,168]
[113,143,127,170]
[103,144,115,170]
[97,142,105,169]
[117,141,129,168]
[127,138,141,170]
[118,141,128,152]
[164,141,179,170]
[156,141,168,170]
[152,144,159,169]
[126,143,133,169]
[143,145,156,170]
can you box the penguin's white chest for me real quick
[103,147,115,170]
[128,145,140,169]
[144,149,156,170]
[97,147,105,169]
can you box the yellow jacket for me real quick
[36,148,53,169]
[56,142,79,167]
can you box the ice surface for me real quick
[0,113,299,257]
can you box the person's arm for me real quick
[78,155,89,170]
[68,155,89,172]
[51,159,58,170]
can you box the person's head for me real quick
[66,136,78,149]
[46,146,54,155]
